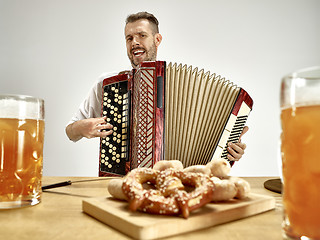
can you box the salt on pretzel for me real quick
[108,160,184,202]
[108,157,251,215]
[121,168,215,218]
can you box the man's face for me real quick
[125,19,162,68]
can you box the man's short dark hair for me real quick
[126,12,159,34]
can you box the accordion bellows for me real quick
[99,61,253,176]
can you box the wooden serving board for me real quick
[82,193,275,240]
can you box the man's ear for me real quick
[155,33,162,48]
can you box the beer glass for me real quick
[280,66,320,239]
[0,95,45,208]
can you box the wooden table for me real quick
[0,177,283,240]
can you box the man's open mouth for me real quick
[132,49,145,57]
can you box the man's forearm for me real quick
[66,117,114,141]
[65,122,83,142]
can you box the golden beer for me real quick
[0,118,44,206]
[280,67,320,239]
[281,105,320,239]
[0,94,45,208]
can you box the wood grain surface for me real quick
[0,177,283,240]
[83,193,275,240]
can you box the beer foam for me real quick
[0,95,44,120]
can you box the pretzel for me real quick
[121,168,215,218]
[210,177,237,202]
[153,160,183,171]
[179,159,250,202]
[108,178,127,200]
[183,165,211,175]
[210,176,251,201]
[206,158,231,178]
[228,176,251,199]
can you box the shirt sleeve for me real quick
[67,72,119,126]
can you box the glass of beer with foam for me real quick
[0,95,44,209]
[280,66,320,239]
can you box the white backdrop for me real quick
[1,0,319,177]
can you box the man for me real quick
[66,11,248,161]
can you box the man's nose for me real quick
[132,37,140,46]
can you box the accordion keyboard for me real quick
[221,115,248,160]
[100,81,130,175]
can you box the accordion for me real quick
[99,61,253,176]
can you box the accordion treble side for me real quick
[99,61,253,176]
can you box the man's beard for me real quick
[128,43,157,68]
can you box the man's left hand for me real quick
[227,126,249,161]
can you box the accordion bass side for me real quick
[99,61,253,176]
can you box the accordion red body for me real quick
[99,61,253,176]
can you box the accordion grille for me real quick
[164,63,240,167]
[131,67,156,169]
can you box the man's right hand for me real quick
[66,116,113,142]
